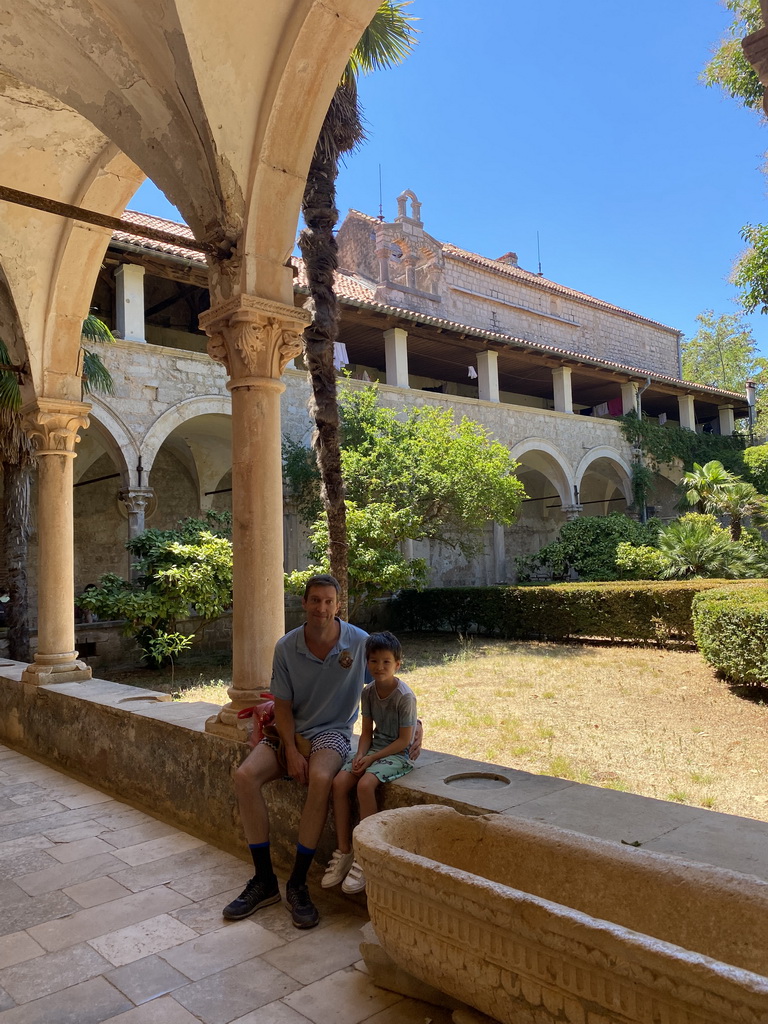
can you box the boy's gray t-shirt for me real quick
[270,619,368,740]
[362,678,418,754]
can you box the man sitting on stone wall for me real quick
[223,574,422,929]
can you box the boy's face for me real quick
[367,649,400,684]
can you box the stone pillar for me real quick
[492,522,506,581]
[621,381,639,415]
[404,256,417,290]
[562,504,582,521]
[21,399,92,684]
[384,327,409,388]
[718,405,735,437]
[678,394,696,431]
[199,295,310,738]
[551,367,573,414]
[119,487,155,540]
[376,246,390,286]
[115,264,146,343]
[477,350,500,403]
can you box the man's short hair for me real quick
[303,574,341,600]
[365,631,402,662]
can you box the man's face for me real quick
[302,585,341,625]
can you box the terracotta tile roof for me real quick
[110,211,743,404]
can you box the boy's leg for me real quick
[356,770,381,820]
[332,767,359,853]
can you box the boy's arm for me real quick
[355,716,374,758]
[358,724,414,767]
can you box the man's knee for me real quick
[234,745,279,794]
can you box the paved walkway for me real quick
[0,744,452,1024]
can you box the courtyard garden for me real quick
[112,633,768,824]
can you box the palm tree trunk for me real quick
[298,139,349,618]
[2,461,30,662]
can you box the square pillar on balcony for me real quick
[621,381,639,415]
[384,327,409,388]
[115,264,146,343]
[552,366,573,413]
[477,350,499,402]
[718,405,735,436]
[678,394,696,430]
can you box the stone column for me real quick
[551,367,573,414]
[678,394,696,431]
[718,405,735,437]
[21,399,92,684]
[561,504,582,521]
[477,350,500,403]
[199,295,310,738]
[384,327,409,388]
[119,487,155,540]
[492,522,507,581]
[621,381,639,415]
[115,264,146,343]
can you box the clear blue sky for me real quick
[133,0,768,352]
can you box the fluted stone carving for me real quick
[200,296,309,381]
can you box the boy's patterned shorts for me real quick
[341,750,414,783]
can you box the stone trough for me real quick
[354,805,768,1024]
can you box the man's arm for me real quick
[274,696,308,785]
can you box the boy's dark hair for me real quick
[365,631,402,661]
[303,574,340,599]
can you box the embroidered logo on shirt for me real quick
[338,649,354,669]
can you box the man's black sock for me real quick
[288,843,316,887]
[249,842,276,883]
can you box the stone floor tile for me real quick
[27,885,191,952]
[0,987,12,1012]
[93,808,155,831]
[111,833,206,867]
[261,916,366,985]
[0,804,102,846]
[0,890,81,938]
[42,820,107,844]
[507,782,706,845]
[229,887,361,946]
[0,880,29,912]
[0,975,131,1024]
[63,876,132,909]
[99,820,177,851]
[283,965,401,1024]
[0,850,56,881]
[0,942,111,1004]
[0,800,67,827]
[0,835,52,862]
[360,998,455,1023]
[169,887,245,934]
[87,914,199,967]
[106,954,190,1005]
[167,861,248,902]
[47,836,115,863]
[642,810,768,880]
[57,790,116,810]
[100,994,205,1024]
[172,957,302,1024]
[231,1002,314,1024]
[0,932,44,971]
[159,920,285,981]
[15,851,123,896]
[109,845,239,894]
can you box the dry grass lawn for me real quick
[114,635,768,822]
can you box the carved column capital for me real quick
[118,487,155,515]
[21,399,90,457]
[199,296,311,380]
[562,504,583,521]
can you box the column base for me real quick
[204,689,270,742]
[22,654,92,685]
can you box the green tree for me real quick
[284,382,525,611]
[657,513,765,578]
[682,459,739,512]
[701,0,764,108]
[78,512,233,666]
[682,459,768,539]
[298,2,417,618]
[0,315,115,660]
[681,310,764,394]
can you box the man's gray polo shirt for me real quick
[270,619,368,740]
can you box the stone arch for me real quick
[140,396,233,474]
[509,438,575,507]
[76,400,137,487]
[575,446,633,515]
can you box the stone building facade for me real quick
[7,192,749,627]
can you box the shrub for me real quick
[515,513,660,582]
[391,580,758,643]
[743,443,768,495]
[693,584,768,684]
[657,514,766,578]
[615,542,671,580]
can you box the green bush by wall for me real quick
[692,584,768,684]
[391,581,760,644]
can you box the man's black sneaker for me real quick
[222,876,280,920]
[285,881,320,929]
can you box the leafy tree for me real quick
[284,382,524,611]
[77,512,233,666]
[701,0,764,108]
[743,441,768,491]
[681,310,765,397]
[657,513,766,578]
[0,315,115,660]
[298,2,417,618]
[682,459,768,538]
[682,459,739,512]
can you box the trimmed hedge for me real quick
[692,584,768,684]
[391,581,761,644]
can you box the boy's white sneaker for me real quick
[341,860,367,894]
[321,849,354,888]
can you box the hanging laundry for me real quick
[607,397,623,416]
[593,402,609,417]
[467,365,478,379]
[333,342,349,370]
[658,413,667,425]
